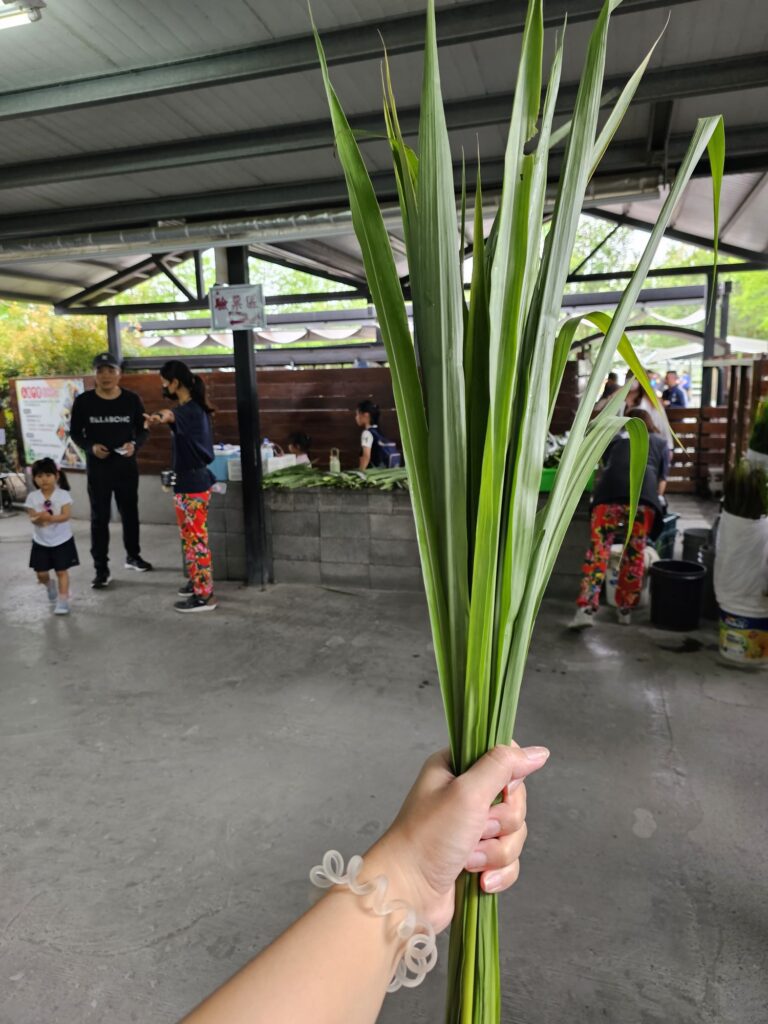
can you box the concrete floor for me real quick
[0,512,766,1024]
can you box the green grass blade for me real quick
[624,415,649,548]
[706,116,725,313]
[463,0,543,770]
[465,161,490,560]
[417,0,470,743]
[312,17,459,752]
[494,410,631,744]
[589,20,666,177]
[494,0,621,699]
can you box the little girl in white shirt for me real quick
[24,458,79,615]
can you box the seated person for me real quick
[287,432,311,465]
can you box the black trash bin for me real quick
[682,527,712,563]
[649,559,707,631]
[698,544,720,621]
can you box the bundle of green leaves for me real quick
[313,0,723,1019]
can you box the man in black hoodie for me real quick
[69,353,152,588]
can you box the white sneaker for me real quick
[54,598,70,616]
[569,607,595,630]
[46,580,57,603]
[617,608,632,625]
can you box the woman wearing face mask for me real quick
[145,360,218,613]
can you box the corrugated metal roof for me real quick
[0,0,765,306]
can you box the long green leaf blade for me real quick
[589,19,666,177]
[312,17,459,752]
[417,0,470,734]
[463,0,543,771]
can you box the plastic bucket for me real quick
[719,610,768,667]
[649,559,706,631]
[682,527,713,563]
[605,544,656,608]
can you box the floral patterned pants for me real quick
[174,491,213,599]
[577,502,655,612]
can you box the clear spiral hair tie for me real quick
[310,850,438,992]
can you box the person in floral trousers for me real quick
[145,359,218,613]
[174,493,214,604]
[571,409,669,629]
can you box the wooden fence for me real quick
[11,362,583,475]
[10,365,741,492]
[10,368,399,474]
[666,406,728,494]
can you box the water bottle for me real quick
[261,438,274,473]
[329,447,341,474]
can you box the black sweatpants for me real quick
[87,460,141,571]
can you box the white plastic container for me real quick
[605,544,657,608]
[267,453,297,474]
[719,610,768,667]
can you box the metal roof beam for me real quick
[122,345,389,371]
[562,285,706,307]
[56,300,208,316]
[2,123,767,246]
[57,252,189,307]
[249,244,368,289]
[0,266,84,288]
[153,255,196,302]
[589,209,768,266]
[0,288,55,304]
[719,172,768,242]
[569,261,766,283]
[0,0,696,121]
[1,51,765,189]
[646,99,674,160]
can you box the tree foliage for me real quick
[0,301,106,402]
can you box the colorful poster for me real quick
[15,377,86,469]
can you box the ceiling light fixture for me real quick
[0,0,45,30]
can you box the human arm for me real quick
[68,395,88,452]
[144,409,176,427]
[133,394,150,450]
[179,743,549,1024]
[46,502,72,525]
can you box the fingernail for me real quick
[523,746,550,763]
[467,851,487,870]
[483,871,502,892]
[507,778,523,794]
[481,819,501,840]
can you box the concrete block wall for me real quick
[269,488,422,590]
[63,475,589,593]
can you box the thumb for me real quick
[463,744,550,805]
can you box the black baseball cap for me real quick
[92,352,121,370]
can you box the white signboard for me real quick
[15,377,86,469]
[209,283,266,330]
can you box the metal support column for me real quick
[224,245,268,587]
[717,280,732,406]
[106,312,122,365]
[701,269,718,406]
